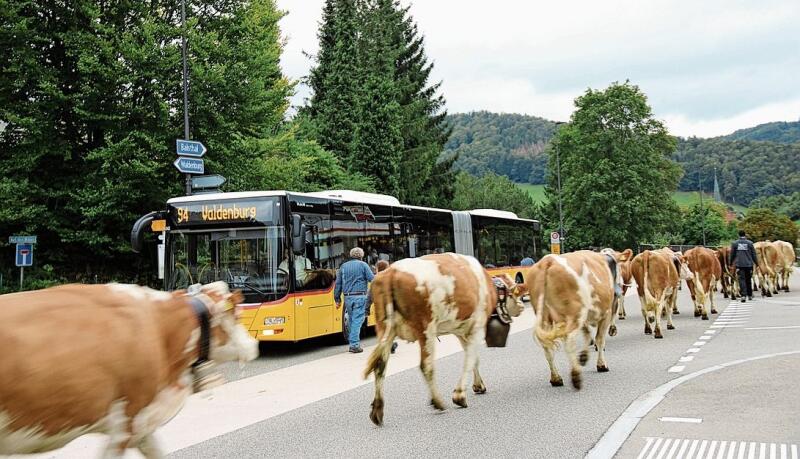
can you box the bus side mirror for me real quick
[292,214,306,255]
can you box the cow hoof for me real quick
[370,399,384,426]
[452,390,468,408]
[723,294,729,298]
[702,315,709,320]
[597,364,609,373]
[618,315,626,320]
[654,330,663,339]
[571,369,582,390]
[673,310,680,315]
[694,311,701,317]
[644,328,652,335]
[430,398,446,411]
[550,377,564,387]
[711,309,718,314]
[472,384,487,394]
[766,292,772,297]
[609,324,618,337]
[667,324,675,330]
[579,351,589,366]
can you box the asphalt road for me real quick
[168,276,800,459]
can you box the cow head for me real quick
[197,281,259,364]
[495,274,525,318]
[674,253,694,280]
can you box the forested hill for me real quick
[444,111,557,183]
[444,112,800,206]
[721,120,800,143]
[675,137,800,205]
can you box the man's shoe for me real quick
[390,341,398,354]
[748,296,753,301]
[348,346,363,354]
[741,298,746,303]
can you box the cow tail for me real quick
[533,257,566,349]
[363,271,396,381]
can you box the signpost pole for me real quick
[181,0,192,196]
[19,266,23,290]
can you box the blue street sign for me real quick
[16,243,33,267]
[174,156,205,174]
[176,139,207,158]
[9,235,37,244]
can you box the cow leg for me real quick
[565,328,583,390]
[618,289,627,320]
[137,434,165,459]
[595,315,611,372]
[542,344,563,387]
[653,298,664,339]
[419,333,446,411]
[100,401,130,459]
[666,289,676,330]
[368,330,396,426]
[709,278,719,314]
[580,324,592,365]
[640,296,652,335]
[454,330,484,408]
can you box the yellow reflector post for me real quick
[151,219,167,232]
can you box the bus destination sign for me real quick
[169,200,275,227]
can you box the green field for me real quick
[517,183,747,212]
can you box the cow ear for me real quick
[619,249,633,262]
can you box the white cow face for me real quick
[497,274,525,317]
[200,282,260,363]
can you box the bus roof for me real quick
[167,190,538,223]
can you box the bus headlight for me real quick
[264,316,286,326]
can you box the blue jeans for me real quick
[345,295,367,348]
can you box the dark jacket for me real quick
[729,237,758,268]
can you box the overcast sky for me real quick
[276,0,800,138]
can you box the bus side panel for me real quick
[245,297,297,341]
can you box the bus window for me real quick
[429,210,454,254]
[395,207,428,260]
[169,228,287,303]
[361,204,394,267]
[330,201,365,268]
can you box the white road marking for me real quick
[635,438,798,459]
[658,417,702,423]
[705,330,717,335]
[693,341,707,346]
[679,356,695,362]
[587,351,800,459]
[668,366,685,373]
[687,348,701,353]
[711,325,743,328]
[744,326,800,331]
[699,336,712,340]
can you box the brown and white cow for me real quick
[363,253,524,426]
[525,250,631,390]
[716,246,739,300]
[656,247,693,315]
[774,240,795,292]
[601,248,634,321]
[683,247,722,320]
[630,250,678,338]
[754,241,781,296]
[0,282,259,458]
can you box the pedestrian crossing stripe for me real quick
[637,437,798,459]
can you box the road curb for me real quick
[585,350,800,459]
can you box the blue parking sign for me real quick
[16,243,33,267]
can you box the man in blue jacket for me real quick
[729,230,758,303]
[334,247,374,353]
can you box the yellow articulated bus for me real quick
[132,190,541,342]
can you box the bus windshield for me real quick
[168,227,288,303]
